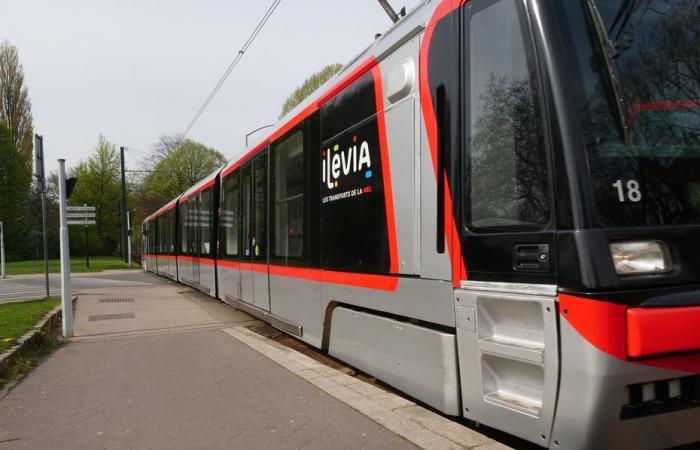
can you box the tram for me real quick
[143,1,700,448]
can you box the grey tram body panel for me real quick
[328,306,461,415]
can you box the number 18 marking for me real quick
[613,179,642,202]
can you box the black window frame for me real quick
[271,125,309,267]
[219,170,242,261]
[241,164,253,259]
[251,150,269,263]
[461,0,555,235]
[179,200,188,256]
[199,186,214,258]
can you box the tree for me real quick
[68,134,122,255]
[130,139,224,256]
[279,63,343,118]
[0,41,33,179]
[142,139,226,208]
[0,122,31,260]
[147,132,185,169]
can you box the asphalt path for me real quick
[0,270,154,304]
[0,270,418,450]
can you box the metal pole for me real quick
[120,146,128,263]
[35,135,50,297]
[0,222,5,278]
[85,225,89,270]
[84,203,90,270]
[58,159,73,338]
[41,191,49,296]
[377,0,400,23]
[126,211,132,268]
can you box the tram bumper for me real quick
[551,315,700,449]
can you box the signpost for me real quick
[126,211,132,268]
[67,205,96,270]
[34,135,50,297]
[0,222,5,279]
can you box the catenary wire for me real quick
[182,0,283,138]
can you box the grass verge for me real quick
[0,332,64,390]
[0,298,60,352]
[5,256,139,276]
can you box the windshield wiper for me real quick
[610,0,638,46]
[583,0,631,144]
[612,0,671,51]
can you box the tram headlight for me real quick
[609,240,671,276]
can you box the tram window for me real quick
[158,217,163,255]
[200,188,212,256]
[160,216,165,255]
[556,1,700,227]
[189,197,198,257]
[466,0,550,231]
[170,210,176,254]
[159,217,165,254]
[241,165,253,258]
[180,202,188,255]
[272,130,305,264]
[221,173,240,259]
[252,153,268,262]
[167,214,172,255]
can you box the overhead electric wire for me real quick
[182,0,283,138]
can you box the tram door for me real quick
[251,151,270,311]
[189,196,201,285]
[455,0,559,444]
[240,151,271,311]
[240,163,255,305]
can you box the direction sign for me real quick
[68,219,96,226]
[66,212,96,218]
[67,206,96,212]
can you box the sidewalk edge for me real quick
[222,326,508,450]
[0,296,77,373]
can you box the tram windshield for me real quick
[558,0,700,226]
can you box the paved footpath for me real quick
[0,271,509,450]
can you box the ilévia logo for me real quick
[322,135,372,190]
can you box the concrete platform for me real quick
[0,271,509,449]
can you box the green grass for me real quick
[0,297,60,352]
[5,256,139,276]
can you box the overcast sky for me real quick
[0,0,422,174]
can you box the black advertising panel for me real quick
[319,116,389,273]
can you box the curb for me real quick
[223,326,510,450]
[0,296,77,374]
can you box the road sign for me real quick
[66,212,96,218]
[67,205,96,225]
